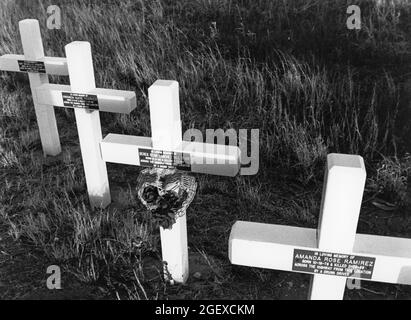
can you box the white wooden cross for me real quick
[34,41,137,209]
[100,80,241,283]
[229,153,411,300]
[0,19,68,156]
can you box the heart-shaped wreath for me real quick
[136,168,197,229]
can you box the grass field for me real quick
[0,0,411,299]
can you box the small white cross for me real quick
[229,153,411,299]
[100,80,241,283]
[1,20,137,209]
[0,19,68,156]
[35,41,137,209]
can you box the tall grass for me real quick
[0,0,410,298]
[1,0,409,160]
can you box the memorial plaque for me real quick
[138,148,191,171]
[292,248,375,279]
[18,60,46,73]
[62,92,99,110]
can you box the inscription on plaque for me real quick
[138,148,191,171]
[62,92,99,110]
[18,60,46,73]
[292,249,375,279]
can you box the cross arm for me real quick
[35,84,137,114]
[0,54,68,75]
[229,221,411,285]
[100,133,241,177]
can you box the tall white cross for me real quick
[34,41,137,209]
[229,153,411,300]
[100,80,241,283]
[0,19,68,156]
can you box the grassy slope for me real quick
[0,0,410,299]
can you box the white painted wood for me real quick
[101,134,152,165]
[310,153,366,300]
[0,54,68,75]
[99,80,240,283]
[19,19,61,156]
[317,154,366,251]
[161,217,188,284]
[100,133,241,176]
[228,153,411,299]
[148,80,188,284]
[65,41,111,209]
[148,80,182,150]
[161,213,189,284]
[229,221,411,285]
[35,84,136,114]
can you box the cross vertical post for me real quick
[309,154,366,299]
[19,19,61,156]
[65,41,111,208]
[148,80,189,283]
